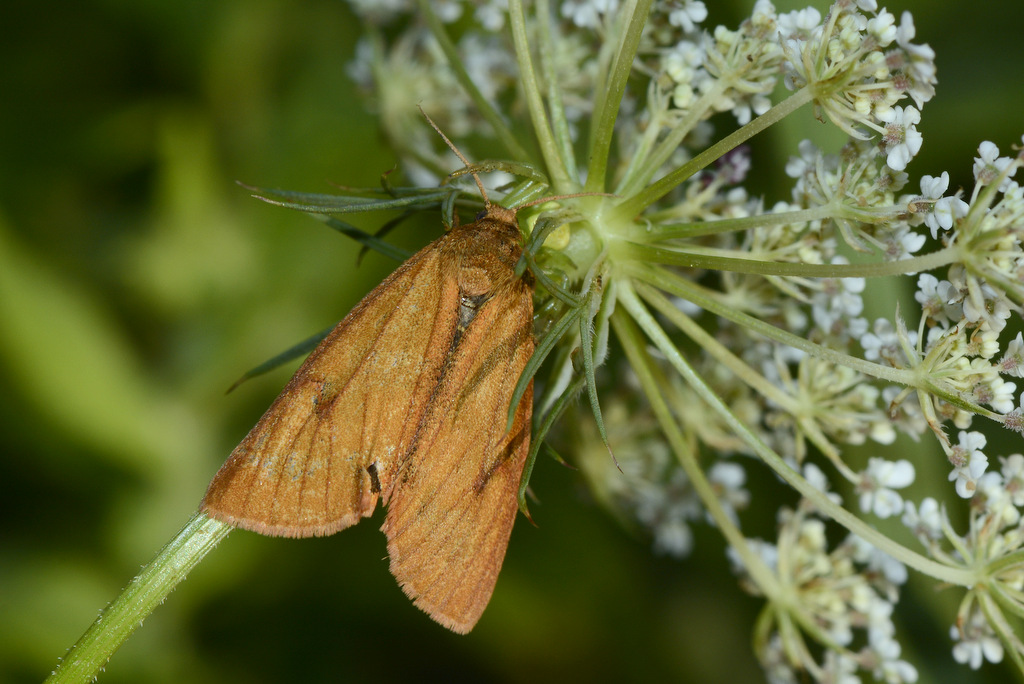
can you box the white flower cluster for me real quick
[732,483,916,683]
[338,0,1023,679]
[883,142,1024,500]
[779,3,935,170]
[656,0,780,124]
[902,452,1024,669]
[576,398,750,558]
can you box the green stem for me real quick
[616,79,727,197]
[634,281,859,480]
[47,513,231,683]
[635,281,798,415]
[416,0,529,161]
[639,203,897,241]
[989,549,1024,577]
[611,304,783,598]
[627,263,1006,426]
[613,87,814,221]
[614,280,978,587]
[508,0,572,192]
[535,0,579,183]
[622,241,960,279]
[615,292,858,651]
[624,261,915,385]
[583,0,654,194]
[978,590,1024,677]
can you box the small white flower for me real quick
[902,497,943,541]
[882,224,926,260]
[1001,333,1024,378]
[962,282,1012,333]
[867,621,919,684]
[894,11,937,107]
[918,171,948,200]
[561,0,619,28]
[929,194,968,238]
[433,0,463,22]
[866,10,897,47]
[751,0,776,25]
[1000,453,1024,506]
[859,458,915,518]
[474,0,508,31]
[873,649,919,684]
[849,536,908,585]
[653,517,693,556]
[878,106,922,171]
[973,140,1016,190]
[728,538,778,574]
[668,0,708,33]
[803,462,843,506]
[822,258,865,312]
[777,7,821,38]
[663,40,704,83]
[709,461,750,523]
[948,431,989,498]
[916,172,969,238]
[460,33,518,100]
[861,318,903,365]
[914,273,962,326]
[346,38,376,87]
[987,376,1018,413]
[731,95,770,126]
[785,139,819,179]
[820,651,860,684]
[976,470,1020,528]
[951,609,1005,669]
[346,0,413,22]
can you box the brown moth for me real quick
[201,159,535,633]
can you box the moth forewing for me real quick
[382,224,534,632]
[201,238,461,537]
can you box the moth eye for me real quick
[475,210,488,221]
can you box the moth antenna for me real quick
[419,106,491,208]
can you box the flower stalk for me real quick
[48,514,231,683]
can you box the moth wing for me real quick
[381,280,534,633]
[202,245,461,537]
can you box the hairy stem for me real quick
[47,513,231,683]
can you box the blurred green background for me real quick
[1,1,1022,682]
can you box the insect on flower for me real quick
[201,119,594,633]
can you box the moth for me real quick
[201,166,535,633]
